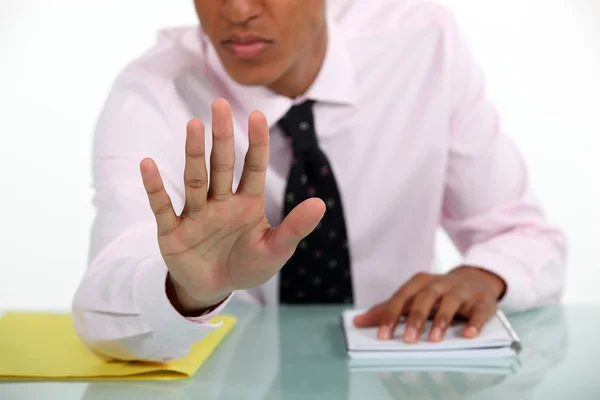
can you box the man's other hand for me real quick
[353,266,506,342]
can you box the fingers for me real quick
[182,119,209,215]
[208,99,235,201]
[429,292,463,342]
[404,282,450,343]
[353,303,385,327]
[236,111,270,197]
[465,297,496,338]
[266,198,326,256]
[378,273,435,340]
[140,158,178,236]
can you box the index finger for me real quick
[354,303,385,327]
[236,111,269,197]
[140,158,178,236]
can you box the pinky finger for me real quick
[140,158,179,236]
[465,300,496,338]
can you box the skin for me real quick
[353,268,506,343]
[194,0,328,97]
[140,0,507,342]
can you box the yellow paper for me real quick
[0,312,236,381]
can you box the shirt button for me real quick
[299,121,310,131]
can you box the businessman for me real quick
[72,0,567,362]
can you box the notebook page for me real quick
[343,309,513,352]
[347,346,514,359]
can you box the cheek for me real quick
[195,6,218,37]
[280,17,313,53]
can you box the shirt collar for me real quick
[198,12,358,128]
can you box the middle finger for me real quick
[429,291,463,342]
[404,285,444,343]
[208,99,235,201]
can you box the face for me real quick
[194,0,327,90]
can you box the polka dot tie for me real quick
[278,100,354,304]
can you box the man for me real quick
[72,0,567,362]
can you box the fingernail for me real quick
[430,327,442,342]
[404,326,418,342]
[378,325,392,340]
[465,326,478,337]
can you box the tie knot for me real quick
[278,100,318,155]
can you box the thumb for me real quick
[266,198,326,256]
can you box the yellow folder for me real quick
[0,312,236,381]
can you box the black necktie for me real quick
[278,100,353,304]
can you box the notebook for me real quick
[342,309,521,370]
[0,312,236,381]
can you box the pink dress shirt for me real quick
[72,0,567,362]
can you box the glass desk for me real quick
[1,303,599,399]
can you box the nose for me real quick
[221,0,262,26]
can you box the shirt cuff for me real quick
[462,247,533,313]
[186,294,232,323]
[134,256,231,342]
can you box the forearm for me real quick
[72,223,228,362]
[461,227,567,313]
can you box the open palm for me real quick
[140,99,325,310]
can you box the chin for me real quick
[222,63,280,88]
[229,71,274,87]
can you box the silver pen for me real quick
[496,309,522,354]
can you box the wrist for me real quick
[452,265,507,300]
[165,273,230,317]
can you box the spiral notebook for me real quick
[342,309,521,369]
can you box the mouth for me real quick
[221,34,273,59]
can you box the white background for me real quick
[0,0,599,310]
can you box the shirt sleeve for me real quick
[71,71,234,362]
[439,10,567,313]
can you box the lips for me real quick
[222,35,273,59]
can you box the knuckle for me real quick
[414,272,429,281]
[145,185,164,196]
[158,224,177,237]
[186,204,207,213]
[210,162,234,173]
[245,163,267,173]
[408,311,425,323]
[422,285,440,298]
[450,288,471,303]
[153,202,172,216]
[381,306,400,325]
[472,291,488,304]
[211,192,231,202]
[392,292,408,305]
[434,314,450,329]
[186,150,205,160]
[445,291,463,304]
[185,177,208,190]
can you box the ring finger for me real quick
[404,285,444,343]
[429,292,463,342]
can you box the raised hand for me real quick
[140,99,326,312]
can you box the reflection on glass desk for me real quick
[1,302,599,399]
